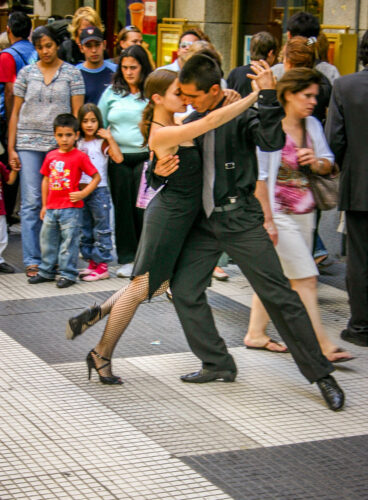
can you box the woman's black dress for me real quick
[132,146,202,297]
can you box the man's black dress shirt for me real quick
[183,89,285,206]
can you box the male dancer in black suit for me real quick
[161,54,344,411]
[325,31,368,348]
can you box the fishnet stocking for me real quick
[77,280,145,334]
[92,273,169,377]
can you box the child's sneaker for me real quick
[79,260,97,278]
[81,263,109,281]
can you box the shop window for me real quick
[273,0,323,36]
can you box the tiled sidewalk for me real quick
[0,233,367,499]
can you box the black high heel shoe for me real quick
[66,305,101,340]
[86,349,123,385]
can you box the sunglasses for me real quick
[179,41,194,49]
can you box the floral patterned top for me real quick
[274,133,315,215]
[13,62,85,152]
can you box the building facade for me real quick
[1,0,367,77]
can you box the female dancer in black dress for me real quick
[66,65,260,384]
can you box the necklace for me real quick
[151,120,167,127]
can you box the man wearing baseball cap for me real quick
[77,27,117,104]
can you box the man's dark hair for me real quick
[179,54,221,92]
[359,30,368,66]
[287,11,320,38]
[8,11,32,39]
[250,31,278,61]
[179,29,201,43]
[53,113,79,132]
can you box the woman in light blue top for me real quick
[98,45,152,277]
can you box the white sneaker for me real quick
[116,262,134,278]
[212,266,229,281]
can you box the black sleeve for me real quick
[57,41,67,62]
[227,66,254,98]
[245,89,285,152]
[145,155,167,190]
[227,68,236,89]
[57,39,84,65]
[313,73,331,124]
[325,81,346,167]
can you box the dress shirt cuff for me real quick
[145,159,167,190]
[258,89,278,105]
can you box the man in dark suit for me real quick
[325,31,368,348]
[161,54,344,411]
[227,31,278,98]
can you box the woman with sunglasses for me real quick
[157,29,205,71]
[114,25,155,70]
[116,25,143,51]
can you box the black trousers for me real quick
[171,198,333,383]
[345,210,368,337]
[108,153,148,265]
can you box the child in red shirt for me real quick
[29,114,100,288]
[0,161,19,273]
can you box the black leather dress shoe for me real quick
[0,262,15,273]
[341,329,368,347]
[57,277,75,288]
[181,368,237,383]
[28,274,54,284]
[317,375,345,411]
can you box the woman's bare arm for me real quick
[255,180,278,246]
[71,95,84,117]
[150,61,275,156]
[150,90,259,155]
[7,96,24,169]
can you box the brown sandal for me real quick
[26,265,39,278]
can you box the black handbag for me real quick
[300,119,339,211]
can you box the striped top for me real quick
[14,62,85,151]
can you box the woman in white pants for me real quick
[244,68,353,363]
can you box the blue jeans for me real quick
[18,150,47,267]
[80,186,113,263]
[38,208,81,281]
[217,252,229,267]
[312,209,328,258]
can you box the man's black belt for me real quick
[213,198,244,212]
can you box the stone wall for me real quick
[175,0,234,77]
[51,0,75,18]
[323,0,368,35]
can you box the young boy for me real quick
[0,160,19,273]
[29,114,100,288]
